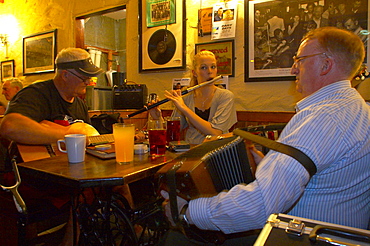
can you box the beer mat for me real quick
[86,144,116,159]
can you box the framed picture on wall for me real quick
[195,40,235,77]
[139,0,186,73]
[245,0,369,82]
[198,7,213,36]
[23,29,57,75]
[1,60,15,81]
[146,0,176,27]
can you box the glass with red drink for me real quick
[148,119,167,157]
[166,116,180,144]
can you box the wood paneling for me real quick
[89,110,295,130]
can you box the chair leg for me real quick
[60,207,76,246]
[17,214,27,246]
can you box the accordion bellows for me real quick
[156,136,255,200]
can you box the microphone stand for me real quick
[125,75,223,119]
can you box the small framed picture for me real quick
[195,40,235,77]
[1,60,15,81]
[146,0,176,28]
[172,78,190,90]
[23,29,57,75]
[216,75,229,90]
[198,7,213,36]
[139,0,186,72]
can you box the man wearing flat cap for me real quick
[0,48,104,145]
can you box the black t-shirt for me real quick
[6,79,90,124]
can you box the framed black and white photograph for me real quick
[23,29,57,75]
[1,60,15,81]
[139,0,186,73]
[245,0,369,82]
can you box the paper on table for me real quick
[86,144,116,159]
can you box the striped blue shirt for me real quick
[189,80,370,233]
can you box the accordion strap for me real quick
[233,129,317,178]
[166,161,183,225]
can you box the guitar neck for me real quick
[88,134,115,145]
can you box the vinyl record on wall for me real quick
[148,29,176,65]
[139,0,185,72]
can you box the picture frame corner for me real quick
[195,39,235,77]
[22,29,57,75]
[139,0,186,73]
[244,0,369,82]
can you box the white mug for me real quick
[57,134,86,163]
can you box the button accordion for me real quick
[156,124,287,200]
[157,135,255,200]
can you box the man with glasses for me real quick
[159,27,370,245]
[0,48,103,145]
[0,48,103,245]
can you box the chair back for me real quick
[0,158,27,215]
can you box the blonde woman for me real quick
[150,50,237,144]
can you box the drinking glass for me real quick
[166,116,181,144]
[148,119,167,157]
[113,123,135,164]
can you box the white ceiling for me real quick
[103,9,126,20]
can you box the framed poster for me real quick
[245,0,369,82]
[198,7,213,36]
[139,0,186,73]
[23,29,57,75]
[146,0,176,27]
[1,60,15,81]
[195,40,235,77]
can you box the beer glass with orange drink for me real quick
[113,123,135,164]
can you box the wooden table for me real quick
[17,151,180,188]
[17,150,181,246]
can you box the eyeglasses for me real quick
[68,70,92,83]
[293,52,327,65]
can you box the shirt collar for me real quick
[296,80,351,112]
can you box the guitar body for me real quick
[40,120,100,137]
[15,121,100,162]
[15,143,61,162]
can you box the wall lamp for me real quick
[0,14,19,60]
[0,34,9,59]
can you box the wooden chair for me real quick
[0,158,70,245]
